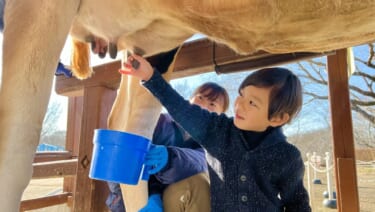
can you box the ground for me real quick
[22,178,70,212]
[306,163,375,212]
[22,163,374,211]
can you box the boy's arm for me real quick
[154,147,207,184]
[279,155,312,212]
[120,54,230,147]
[143,70,229,145]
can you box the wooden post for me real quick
[72,86,117,212]
[327,49,359,212]
[64,96,83,208]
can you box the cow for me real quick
[1,0,375,211]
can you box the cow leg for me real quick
[108,73,155,212]
[0,0,79,210]
[107,49,178,212]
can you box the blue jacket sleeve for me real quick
[154,146,207,184]
[152,113,179,146]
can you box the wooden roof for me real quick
[56,38,331,96]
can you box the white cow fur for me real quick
[1,0,375,211]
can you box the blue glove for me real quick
[139,194,163,212]
[55,62,73,78]
[144,145,168,174]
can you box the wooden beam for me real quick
[213,52,334,74]
[63,96,83,202]
[173,40,333,76]
[20,192,71,211]
[66,96,83,157]
[72,86,116,212]
[56,62,121,97]
[33,151,73,163]
[327,49,359,212]
[337,158,359,211]
[32,159,77,179]
[55,39,330,97]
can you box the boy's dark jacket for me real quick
[143,71,311,212]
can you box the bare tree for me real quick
[296,43,375,147]
[297,44,375,124]
[39,99,64,142]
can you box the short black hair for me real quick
[239,67,302,123]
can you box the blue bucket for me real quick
[89,129,151,185]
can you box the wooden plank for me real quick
[327,49,359,212]
[55,39,329,96]
[72,86,116,212]
[170,39,214,78]
[66,96,83,157]
[173,40,332,76]
[32,159,77,179]
[67,195,74,208]
[63,96,83,207]
[33,151,73,163]
[337,158,359,212]
[63,175,75,211]
[20,192,71,211]
[214,52,334,74]
[56,63,121,97]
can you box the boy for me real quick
[120,55,311,211]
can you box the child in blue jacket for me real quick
[120,54,311,212]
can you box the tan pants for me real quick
[163,172,211,212]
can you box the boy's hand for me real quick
[119,54,154,81]
[144,145,168,174]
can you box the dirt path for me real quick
[22,178,70,212]
[305,163,375,212]
[22,163,374,211]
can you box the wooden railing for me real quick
[20,152,76,211]
[20,193,72,211]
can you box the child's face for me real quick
[234,85,276,131]
[190,91,225,114]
